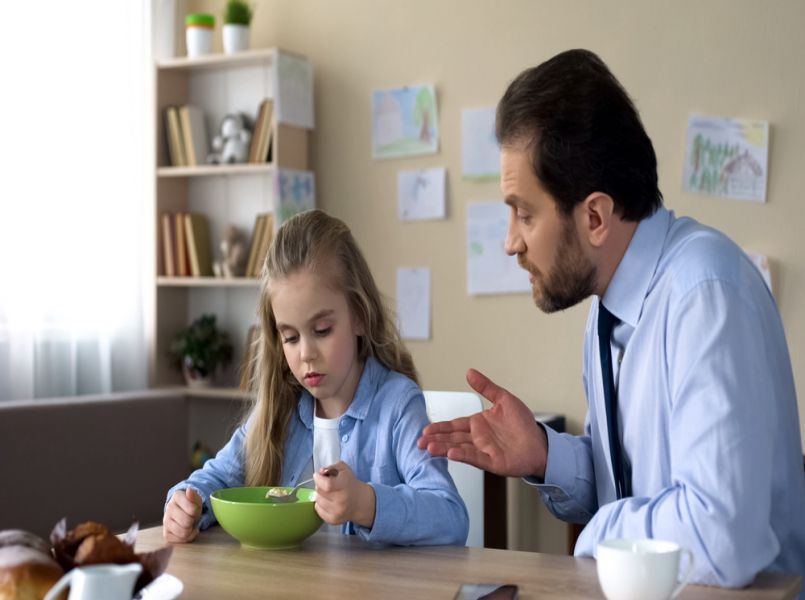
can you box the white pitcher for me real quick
[44,563,142,600]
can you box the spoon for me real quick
[265,467,338,502]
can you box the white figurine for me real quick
[208,113,252,164]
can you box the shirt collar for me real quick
[601,207,671,328]
[297,356,383,428]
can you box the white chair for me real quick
[423,390,484,547]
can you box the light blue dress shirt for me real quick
[166,356,469,546]
[534,207,805,590]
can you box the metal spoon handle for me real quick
[294,467,337,491]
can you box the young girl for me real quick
[163,209,468,546]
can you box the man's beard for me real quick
[518,219,596,313]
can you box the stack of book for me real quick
[160,212,275,279]
[160,212,213,277]
[164,104,209,167]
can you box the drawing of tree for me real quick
[414,88,435,143]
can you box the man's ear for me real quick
[577,192,616,248]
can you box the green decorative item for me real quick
[211,487,322,549]
[223,0,253,25]
[223,0,253,54]
[170,314,233,387]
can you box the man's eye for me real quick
[518,213,531,224]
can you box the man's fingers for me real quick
[445,446,495,472]
[422,432,475,446]
[466,368,510,405]
[421,416,472,437]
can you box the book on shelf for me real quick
[184,213,214,277]
[253,213,275,277]
[239,324,260,390]
[249,99,274,164]
[178,104,209,167]
[160,213,176,277]
[244,212,275,278]
[164,106,187,167]
[244,213,266,278]
[174,211,190,277]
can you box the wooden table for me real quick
[135,526,801,599]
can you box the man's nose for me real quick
[504,215,524,256]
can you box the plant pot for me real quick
[223,24,250,54]
[186,14,215,58]
[183,364,213,388]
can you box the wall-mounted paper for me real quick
[396,267,431,340]
[275,51,314,129]
[372,84,439,159]
[683,115,769,202]
[466,202,530,295]
[462,106,499,180]
[398,167,446,221]
[746,251,773,293]
[275,168,315,226]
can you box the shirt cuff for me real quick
[522,425,576,501]
[352,482,398,543]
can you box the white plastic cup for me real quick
[597,538,694,600]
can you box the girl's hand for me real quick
[163,487,202,543]
[313,461,376,529]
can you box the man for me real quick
[418,49,805,589]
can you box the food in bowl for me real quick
[211,487,323,549]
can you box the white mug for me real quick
[44,563,142,600]
[597,538,694,600]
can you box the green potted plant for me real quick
[223,0,253,54]
[170,314,233,387]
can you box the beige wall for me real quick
[186,0,805,553]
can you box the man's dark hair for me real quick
[496,49,662,221]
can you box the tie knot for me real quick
[597,303,619,339]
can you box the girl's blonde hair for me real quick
[243,209,418,486]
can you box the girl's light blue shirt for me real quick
[166,357,469,546]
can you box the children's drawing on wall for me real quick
[275,168,315,225]
[466,202,530,296]
[398,167,446,221]
[462,106,500,181]
[396,267,431,340]
[372,84,439,159]
[275,51,314,129]
[683,115,769,203]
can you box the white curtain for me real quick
[0,2,150,400]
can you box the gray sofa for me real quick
[0,390,189,538]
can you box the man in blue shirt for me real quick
[419,49,805,590]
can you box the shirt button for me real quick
[341,434,349,443]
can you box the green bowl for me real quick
[210,487,322,549]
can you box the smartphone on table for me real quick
[453,583,519,600]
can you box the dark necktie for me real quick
[597,303,629,499]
